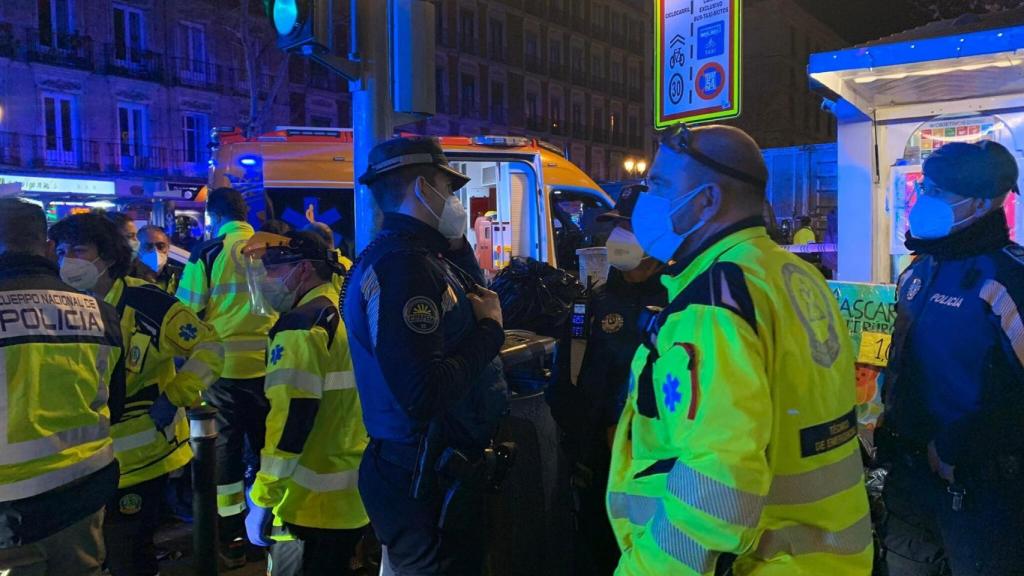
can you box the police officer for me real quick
[878,141,1024,576]
[567,185,666,575]
[133,225,183,294]
[240,231,369,575]
[344,136,508,575]
[607,125,872,575]
[0,199,125,575]
[49,213,224,576]
[176,187,277,568]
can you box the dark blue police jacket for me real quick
[343,213,508,456]
[885,209,1024,468]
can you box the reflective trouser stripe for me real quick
[755,513,873,558]
[266,369,323,396]
[767,450,864,505]
[261,455,299,479]
[608,492,717,574]
[0,444,115,501]
[323,371,355,391]
[666,460,765,528]
[291,466,358,492]
[217,480,246,516]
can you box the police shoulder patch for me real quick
[119,493,142,515]
[403,296,440,334]
[601,313,625,334]
[1004,245,1024,266]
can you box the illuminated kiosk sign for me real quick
[0,175,116,196]
[655,0,742,128]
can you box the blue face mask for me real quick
[908,194,976,240]
[631,185,710,264]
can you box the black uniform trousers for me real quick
[881,456,1024,576]
[269,524,366,576]
[359,446,486,576]
[203,376,269,545]
[103,475,168,576]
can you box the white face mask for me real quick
[60,256,107,292]
[606,227,645,271]
[259,264,300,313]
[140,250,168,274]
[417,178,467,239]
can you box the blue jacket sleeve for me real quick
[369,251,505,422]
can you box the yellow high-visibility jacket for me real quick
[608,223,872,576]
[105,276,223,488]
[176,221,276,379]
[250,282,368,530]
[0,258,124,507]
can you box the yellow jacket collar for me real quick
[297,281,338,308]
[217,220,254,236]
[662,224,767,299]
[103,277,127,307]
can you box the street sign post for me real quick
[655,0,742,128]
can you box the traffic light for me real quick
[267,0,333,54]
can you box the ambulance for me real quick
[207,126,614,280]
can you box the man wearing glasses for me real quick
[606,124,872,575]
[878,140,1024,576]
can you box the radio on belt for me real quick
[570,299,588,338]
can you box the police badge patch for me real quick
[601,313,625,333]
[119,493,142,515]
[404,297,440,334]
[906,277,922,301]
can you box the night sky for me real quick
[794,0,949,45]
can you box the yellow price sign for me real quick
[858,331,892,367]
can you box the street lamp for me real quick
[623,158,636,175]
[623,157,647,178]
[635,160,647,175]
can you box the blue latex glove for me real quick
[244,489,274,547]
[148,395,178,429]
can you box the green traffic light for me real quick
[273,0,299,36]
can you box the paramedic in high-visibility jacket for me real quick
[607,125,872,576]
[49,213,224,576]
[176,187,277,568]
[0,199,126,575]
[240,231,368,575]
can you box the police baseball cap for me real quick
[358,136,471,189]
[923,140,1020,199]
[597,184,646,222]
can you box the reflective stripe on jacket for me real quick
[608,222,872,576]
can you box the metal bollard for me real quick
[189,406,219,576]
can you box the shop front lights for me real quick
[239,156,260,167]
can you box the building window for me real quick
[179,22,206,74]
[459,9,475,48]
[592,55,602,79]
[490,81,505,123]
[488,19,504,59]
[42,92,77,167]
[460,74,477,116]
[551,96,562,125]
[37,0,75,49]
[628,115,638,144]
[549,40,562,66]
[628,65,639,89]
[571,47,584,75]
[182,112,208,165]
[113,5,145,64]
[612,61,623,84]
[525,33,538,59]
[571,102,582,128]
[526,92,538,120]
[118,103,146,159]
[435,67,446,113]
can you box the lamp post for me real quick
[623,157,647,178]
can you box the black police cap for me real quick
[923,140,1020,199]
[358,136,471,189]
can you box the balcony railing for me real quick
[591,128,607,143]
[608,80,625,97]
[109,142,172,172]
[20,134,102,170]
[103,44,163,81]
[629,84,642,101]
[551,121,566,136]
[628,134,643,149]
[26,28,93,70]
[590,75,606,90]
[524,0,545,15]
[571,123,589,139]
[460,102,480,119]
[610,28,627,46]
[571,67,587,85]
[0,132,215,176]
[591,22,607,38]
[437,27,458,49]
[168,57,223,91]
